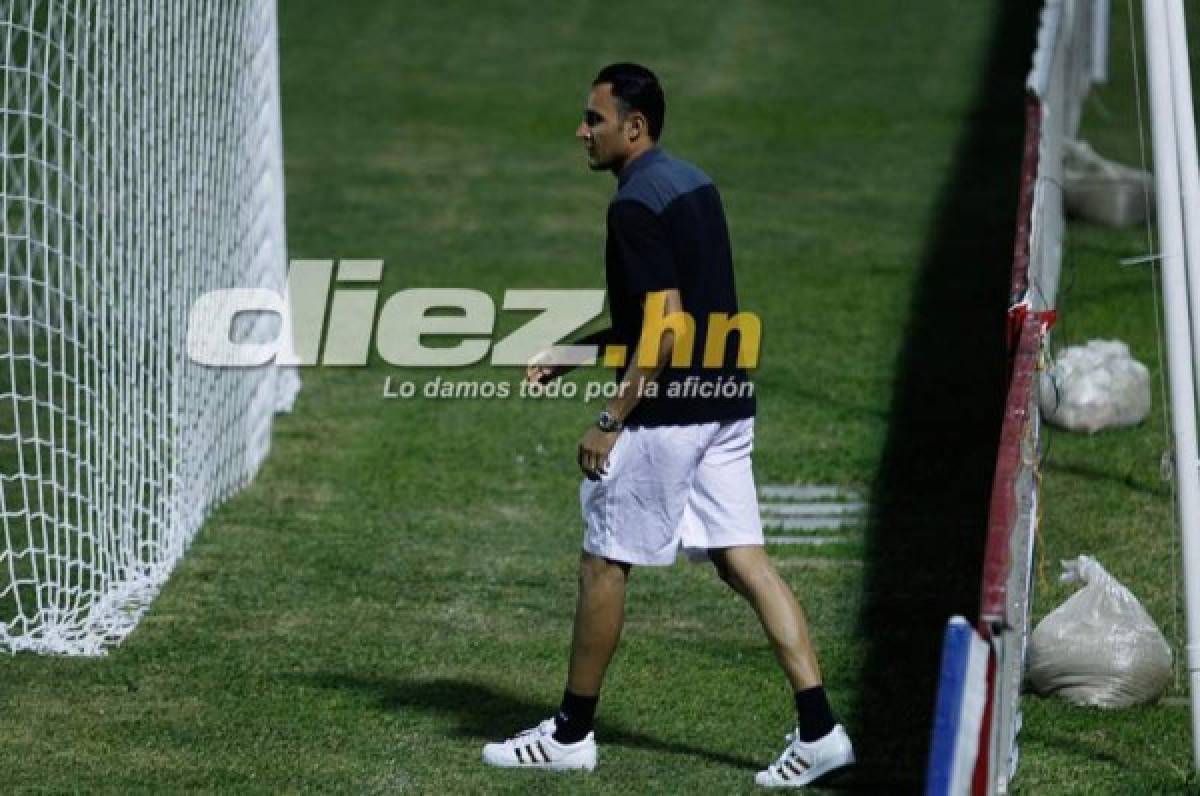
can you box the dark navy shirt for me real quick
[605,147,756,427]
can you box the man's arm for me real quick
[577,289,680,479]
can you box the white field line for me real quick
[764,535,854,546]
[758,484,864,501]
[758,483,867,542]
[760,502,867,517]
[774,557,864,569]
[764,518,861,532]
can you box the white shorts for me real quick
[580,417,763,566]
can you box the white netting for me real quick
[0,0,297,655]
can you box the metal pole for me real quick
[1146,0,1200,773]
[1164,0,1200,774]
[1093,0,1112,83]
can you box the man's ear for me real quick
[626,112,647,142]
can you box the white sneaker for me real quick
[481,718,598,771]
[755,724,855,788]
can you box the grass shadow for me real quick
[851,2,1041,791]
[301,674,902,791]
[298,674,767,771]
[1042,457,1168,498]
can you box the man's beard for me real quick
[587,151,618,172]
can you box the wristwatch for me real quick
[596,409,623,433]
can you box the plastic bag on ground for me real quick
[1039,340,1151,433]
[1026,555,1172,708]
[1064,138,1154,228]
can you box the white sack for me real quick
[1040,340,1150,433]
[1027,556,1172,708]
[1064,138,1154,228]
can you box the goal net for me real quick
[1,0,297,655]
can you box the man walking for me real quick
[482,63,854,789]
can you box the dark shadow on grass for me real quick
[1043,457,1169,498]
[298,674,766,770]
[297,673,893,791]
[850,2,1041,792]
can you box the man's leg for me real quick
[711,545,821,690]
[712,544,843,749]
[566,551,632,693]
[553,551,631,744]
[711,545,855,785]
[480,551,627,770]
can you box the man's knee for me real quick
[713,546,774,594]
[578,552,631,590]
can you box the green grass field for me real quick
[2,1,1198,792]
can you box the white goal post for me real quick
[1,0,298,655]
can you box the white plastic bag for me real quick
[1027,556,1172,708]
[1039,340,1151,433]
[1064,138,1154,228]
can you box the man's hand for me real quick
[578,425,621,480]
[525,349,564,386]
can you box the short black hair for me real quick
[593,62,665,141]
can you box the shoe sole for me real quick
[481,759,597,772]
[756,753,855,788]
[481,752,596,772]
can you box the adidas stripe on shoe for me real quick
[755,724,854,788]
[481,718,597,771]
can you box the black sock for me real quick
[553,689,598,744]
[794,685,837,742]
